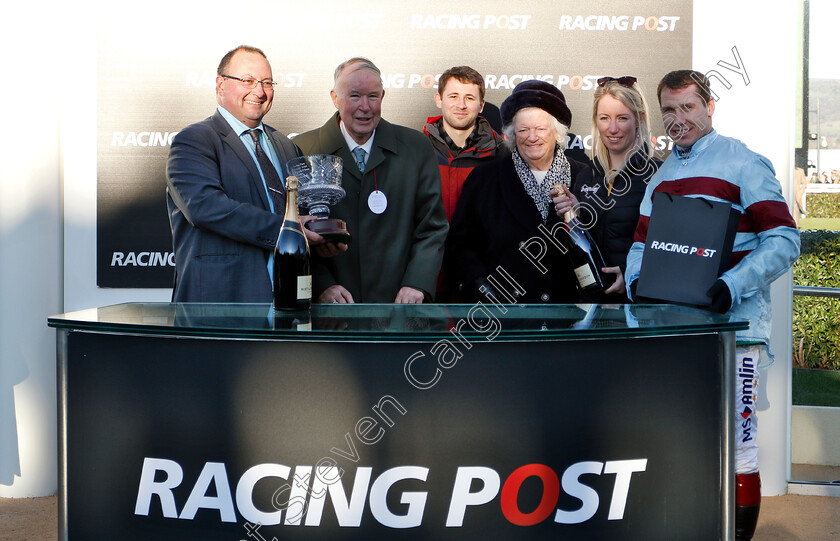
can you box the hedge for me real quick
[805,192,840,218]
[792,229,840,370]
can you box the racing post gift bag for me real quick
[636,193,740,307]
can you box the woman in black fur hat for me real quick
[445,80,588,303]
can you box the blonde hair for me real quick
[589,81,654,171]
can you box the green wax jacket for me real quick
[294,113,448,303]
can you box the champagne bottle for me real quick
[565,212,610,295]
[273,309,312,331]
[273,176,312,311]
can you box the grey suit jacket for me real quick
[166,111,302,302]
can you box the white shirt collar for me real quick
[339,119,375,156]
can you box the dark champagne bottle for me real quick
[273,176,312,311]
[565,213,610,295]
[272,309,312,331]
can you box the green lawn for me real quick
[799,217,840,231]
[793,368,840,407]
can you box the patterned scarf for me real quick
[512,144,571,222]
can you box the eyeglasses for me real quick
[597,76,638,88]
[220,74,277,91]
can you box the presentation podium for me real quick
[49,303,746,540]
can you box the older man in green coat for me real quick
[294,57,448,303]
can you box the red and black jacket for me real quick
[423,115,507,221]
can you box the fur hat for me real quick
[500,80,572,127]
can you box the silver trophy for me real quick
[286,155,351,244]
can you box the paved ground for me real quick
[756,494,840,540]
[1,493,839,540]
[792,463,840,483]
[1,496,55,541]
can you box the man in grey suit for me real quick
[167,45,340,302]
[294,57,448,304]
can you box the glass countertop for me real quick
[48,303,748,342]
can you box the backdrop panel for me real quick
[96,0,693,287]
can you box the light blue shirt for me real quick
[217,106,285,212]
[217,106,285,282]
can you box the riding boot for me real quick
[735,471,761,541]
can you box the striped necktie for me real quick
[247,129,285,212]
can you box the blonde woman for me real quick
[564,76,661,301]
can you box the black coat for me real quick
[446,155,588,304]
[572,151,661,270]
[571,151,661,302]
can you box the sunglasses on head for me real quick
[597,76,637,88]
